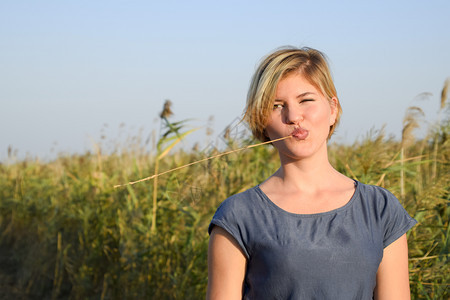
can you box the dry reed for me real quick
[113,135,292,188]
[441,78,449,109]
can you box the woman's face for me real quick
[264,72,337,163]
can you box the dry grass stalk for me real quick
[432,79,449,178]
[345,163,358,181]
[441,78,449,110]
[159,100,173,118]
[401,106,424,148]
[401,106,424,199]
[52,232,63,300]
[409,254,449,261]
[114,136,292,188]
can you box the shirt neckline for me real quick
[254,180,359,217]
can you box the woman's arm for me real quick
[206,226,247,300]
[374,234,411,300]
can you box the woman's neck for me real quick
[270,144,343,192]
[275,161,338,190]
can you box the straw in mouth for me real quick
[114,135,293,188]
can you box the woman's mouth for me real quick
[291,128,309,140]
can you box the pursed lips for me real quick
[290,127,309,140]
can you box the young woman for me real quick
[207,47,417,299]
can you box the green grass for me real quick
[0,115,448,299]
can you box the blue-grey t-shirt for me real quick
[208,181,417,299]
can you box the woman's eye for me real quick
[301,99,314,103]
[273,104,283,110]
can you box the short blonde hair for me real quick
[243,46,342,142]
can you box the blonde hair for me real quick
[244,46,342,142]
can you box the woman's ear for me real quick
[329,97,338,126]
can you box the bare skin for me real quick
[374,234,412,300]
[206,227,246,300]
[207,73,411,299]
[260,166,355,215]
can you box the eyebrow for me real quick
[297,92,316,98]
[274,92,317,102]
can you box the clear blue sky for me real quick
[1,0,449,161]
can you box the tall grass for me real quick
[0,95,449,299]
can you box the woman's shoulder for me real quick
[208,186,264,257]
[215,186,262,211]
[355,181,417,247]
[356,181,398,201]
[355,181,409,216]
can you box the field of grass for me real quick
[0,97,449,299]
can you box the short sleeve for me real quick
[378,188,417,248]
[208,194,251,258]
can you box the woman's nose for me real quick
[284,106,303,124]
